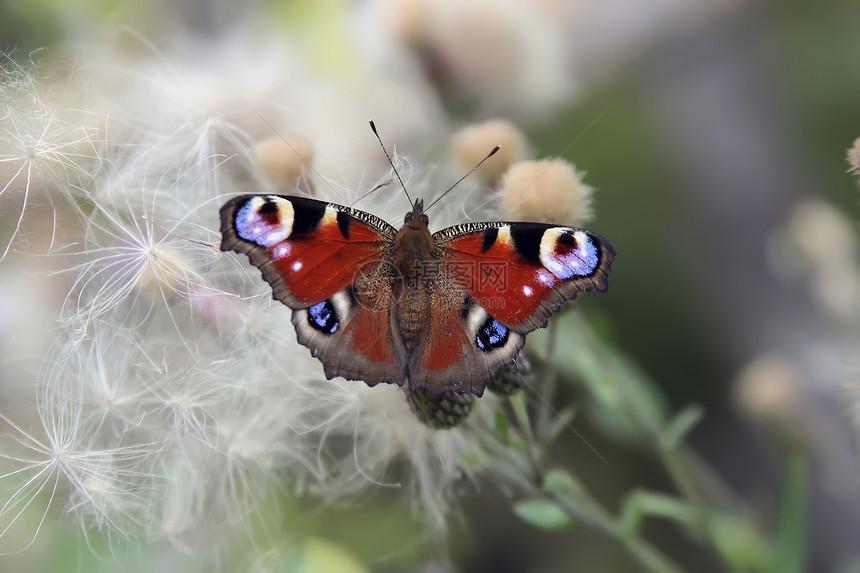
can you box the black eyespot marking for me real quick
[308,300,339,334]
[257,198,280,224]
[336,211,352,239]
[557,230,577,248]
[476,316,509,352]
[481,227,498,253]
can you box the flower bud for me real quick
[487,352,530,396]
[406,388,475,429]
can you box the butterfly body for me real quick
[220,194,615,395]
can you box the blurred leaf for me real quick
[771,453,809,573]
[494,407,511,445]
[509,391,530,431]
[543,468,582,495]
[618,490,701,540]
[711,513,772,572]
[513,498,574,530]
[660,405,704,451]
[539,406,576,447]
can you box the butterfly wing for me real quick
[433,222,615,332]
[405,222,614,395]
[220,194,406,384]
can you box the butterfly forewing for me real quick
[433,222,615,332]
[220,194,396,307]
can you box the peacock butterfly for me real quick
[219,133,615,396]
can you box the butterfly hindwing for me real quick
[408,291,525,395]
[291,288,406,385]
[433,222,615,333]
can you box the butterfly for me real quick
[219,189,615,396]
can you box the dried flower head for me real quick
[384,0,433,47]
[498,159,593,224]
[734,354,803,423]
[768,199,860,322]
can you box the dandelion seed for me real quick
[60,191,224,332]
[0,14,614,562]
[0,357,157,556]
[0,63,105,259]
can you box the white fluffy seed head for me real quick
[498,159,593,224]
[451,119,526,185]
[135,244,195,299]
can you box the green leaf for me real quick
[711,513,772,572]
[660,405,704,451]
[618,490,701,539]
[771,453,809,573]
[513,498,574,530]
[494,408,510,445]
[509,391,530,430]
[542,468,582,496]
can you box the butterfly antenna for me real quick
[369,120,415,209]
[424,145,500,213]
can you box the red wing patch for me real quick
[342,303,397,364]
[419,304,471,372]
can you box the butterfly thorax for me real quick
[393,210,434,346]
